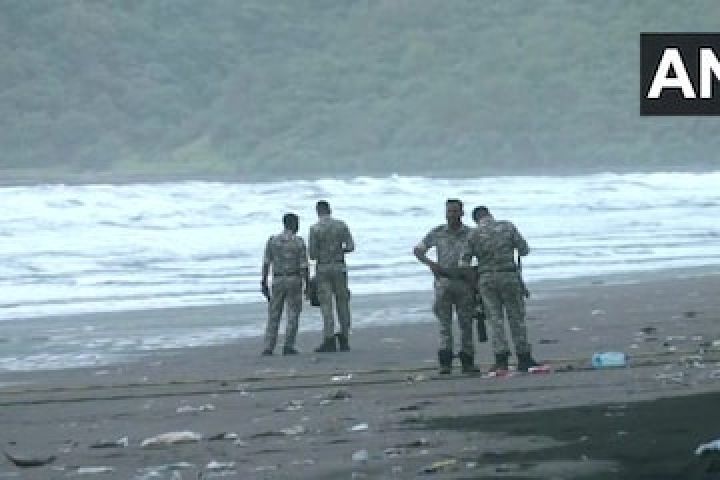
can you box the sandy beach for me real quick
[1,269,720,479]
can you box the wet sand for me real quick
[1,270,719,478]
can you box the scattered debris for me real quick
[176,404,215,414]
[324,389,352,400]
[396,438,430,448]
[405,373,428,383]
[420,458,458,474]
[383,447,405,458]
[591,309,606,316]
[89,436,128,449]
[641,326,658,334]
[2,450,56,468]
[254,465,278,472]
[141,431,202,448]
[696,439,720,455]
[380,337,404,344]
[591,352,627,368]
[279,425,306,436]
[350,423,369,432]
[206,461,236,471]
[654,372,685,383]
[275,400,304,412]
[75,466,115,475]
[207,432,239,441]
[538,338,559,344]
[352,450,369,463]
[331,374,353,382]
[528,365,552,374]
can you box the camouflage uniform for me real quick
[262,232,308,352]
[460,218,531,356]
[308,216,354,340]
[419,225,475,356]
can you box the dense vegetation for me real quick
[2,0,719,182]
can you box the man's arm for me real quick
[342,223,355,253]
[512,224,529,257]
[413,232,445,277]
[261,238,272,300]
[308,226,318,261]
[299,238,310,293]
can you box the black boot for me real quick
[490,351,510,373]
[282,346,299,355]
[335,333,350,352]
[437,349,453,374]
[314,336,337,353]
[458,352,480,374]
[517,352,540,372]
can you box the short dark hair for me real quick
[472,206,490,221]
[316,200,331,214]
[283,213,299,229]
[446,198,463,208]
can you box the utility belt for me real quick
[316,259,345,265]
[476,267,517,274]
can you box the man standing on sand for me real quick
[261,213,308,356]
[414,199,479,374]
[460,206,540,372]
[309,200,355,353]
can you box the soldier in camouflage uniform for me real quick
[261,213,309,356]
[309,200,355,352]
[414,199,479,374]
[460,206,540,372]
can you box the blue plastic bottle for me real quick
[591,352,627,368]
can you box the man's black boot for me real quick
[335,333,350,352]
[282,346,299,355]
[458,351,480,374]
[314,336,337,353]
[517,352,540,372]
[490,351,510,373]
[437,349,453,374]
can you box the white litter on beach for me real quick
[75,466,115,474]
[206,461,236,471]
[695,439,720,455]
[141,431,202,448]
[350,423,369,432]
[176,404,215,413]
[280,425,306,436]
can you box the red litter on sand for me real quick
[528,365,552,374]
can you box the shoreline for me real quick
[1,264,719,377]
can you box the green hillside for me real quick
[1,0,719,182]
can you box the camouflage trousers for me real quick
[477,272,531,355]
[316,269,351,339]
[433,278,475,355]
[264,276,303,351]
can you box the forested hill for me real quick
[2,1,719,182]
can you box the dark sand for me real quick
[1,270,720,479]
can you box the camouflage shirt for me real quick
[419,224,473,269]
[308,215,354,271]
[263,231,308,276]
[460,218,529,271]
